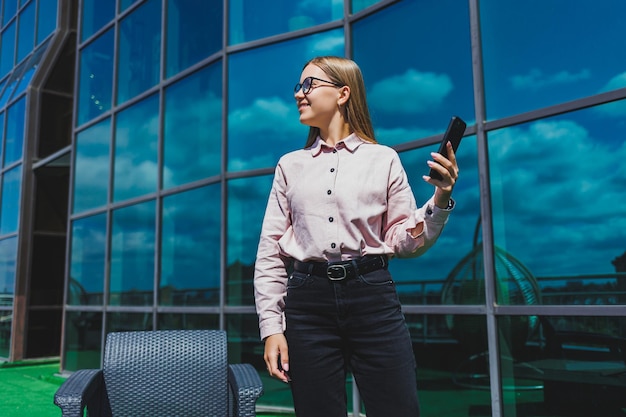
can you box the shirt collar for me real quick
[309,133,366,157]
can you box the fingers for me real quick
[263,333,291,383]
[424,142,459,189]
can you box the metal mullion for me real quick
[150,0,169,331]
[468,1,503,416]
[219,0,229,332]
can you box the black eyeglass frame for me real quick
[294,76,344,95]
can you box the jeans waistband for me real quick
[293,255,388,281]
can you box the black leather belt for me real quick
[293,255,388,281]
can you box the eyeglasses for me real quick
[294,76,344,95]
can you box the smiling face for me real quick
[295,64,344,130]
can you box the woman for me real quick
[254,56,458,417]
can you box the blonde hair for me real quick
[302,56,376,148]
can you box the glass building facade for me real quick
[1,0,625,416]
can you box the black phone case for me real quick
[429,116,467,180]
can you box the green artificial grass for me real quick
[0,361,64,417]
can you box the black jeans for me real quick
[284,267,420,417]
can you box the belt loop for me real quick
[350,259,359,277]
[307,264,314,276]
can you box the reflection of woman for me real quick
[254,56,458,417]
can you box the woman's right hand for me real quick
[264,333,290,383]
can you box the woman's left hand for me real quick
[423,141,459,208]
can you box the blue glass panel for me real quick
[0,21,16,78]
[14,40,48,97]
[116,0,161,105]
[69,214,107,305]
[4,96,25,165]
[387,136,480,305]
[2,0,17,26]
[0,165,22,234]
[16,0,35,62]
[229,0,342,45]
[489,101,626,305]
[77,29,114,126]
[351,0,382,13]
[165,0,222,78]
[160,185,221,306]
[481,0,626,120]
[80,0,114,42]
[73,118,111,214]
[0,237,17,299]
[36,0,57,45]
[119,0,140,13]
[353,0,474,146]
[63,311,103,371]
[109,200,156,306]
[226,175,272,305]
[113,93,158,202]
[227,29,344,171]
[0,112,4,163]
[0,67,19,108]
[163,64,222,189]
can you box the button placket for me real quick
[326,148,340,253]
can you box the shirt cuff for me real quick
[259,315,286,341]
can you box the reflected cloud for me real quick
[376,126,438,145]
[595,72,626,118]
[307,33,344,55]
[228,96,305,170]
[490,119,626,275]
[369,69,453,114]
[510,68,591,91]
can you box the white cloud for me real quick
[510,68,591,91]
[369,69,453,114]
[489,119,626,275]
[308,33,345,55]
[594,71,626,118]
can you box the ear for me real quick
[337,85,350,106]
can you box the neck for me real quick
[320,119,352,146]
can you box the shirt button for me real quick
[327,190,332,195]
[331,243,336,249]
[330,168,335,172]
[333,149,337,153]
[427,209,433,215]
[329,217,334,222]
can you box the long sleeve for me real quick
[254,164,291,340]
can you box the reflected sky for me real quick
[229,0,343,45]
[110,201,156,305]
[490,101,626,277]
[70,214,107,301]
[114,94,159,201]
[163,64,222,189]
[73,118,111,213]
[353,0,474,146]
[481,0,626,119]
[0,237,17,295]
[227,29,344,171]
[0,166,22,235]
[160,185,221,302]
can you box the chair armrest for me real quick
[228,364,264,417]
[54,369,105,417]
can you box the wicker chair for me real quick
[54,330,263,417]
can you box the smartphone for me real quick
[428,116,467,181]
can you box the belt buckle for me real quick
[327,264,347,281]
